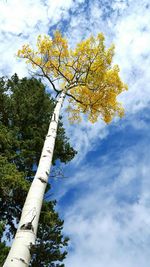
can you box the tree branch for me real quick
[25,54,61,94]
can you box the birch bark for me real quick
[3,91,65,267]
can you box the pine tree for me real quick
[0,74,76,266]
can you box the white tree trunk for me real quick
[3,91,65,267]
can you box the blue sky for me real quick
[0,0,150,266]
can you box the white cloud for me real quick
[62,110,109,163]
[0,0,47,76]
[59,139,150,267]
[64,202,150,267]
[0,0,47,34]
[0,0,75,77]
[47,0,74,24]
[113,3,150,114]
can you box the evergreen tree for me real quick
[0,74,77,266]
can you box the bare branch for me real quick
[66,91,85,106]
[25,55,61,94]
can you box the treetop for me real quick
[17,31,128,123]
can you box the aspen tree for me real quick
[4,31,127,266]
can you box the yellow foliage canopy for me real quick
[17,31,127,123]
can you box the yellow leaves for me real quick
[17,31,70,79]
[17,30,127,125]
[68,71,127,124]
[37,34,52,54]
[97,33,105,42]
[17,44,33,58]
[66,105,82,124]
[105,44,115,65]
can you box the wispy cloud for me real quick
[58,124,150,267]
